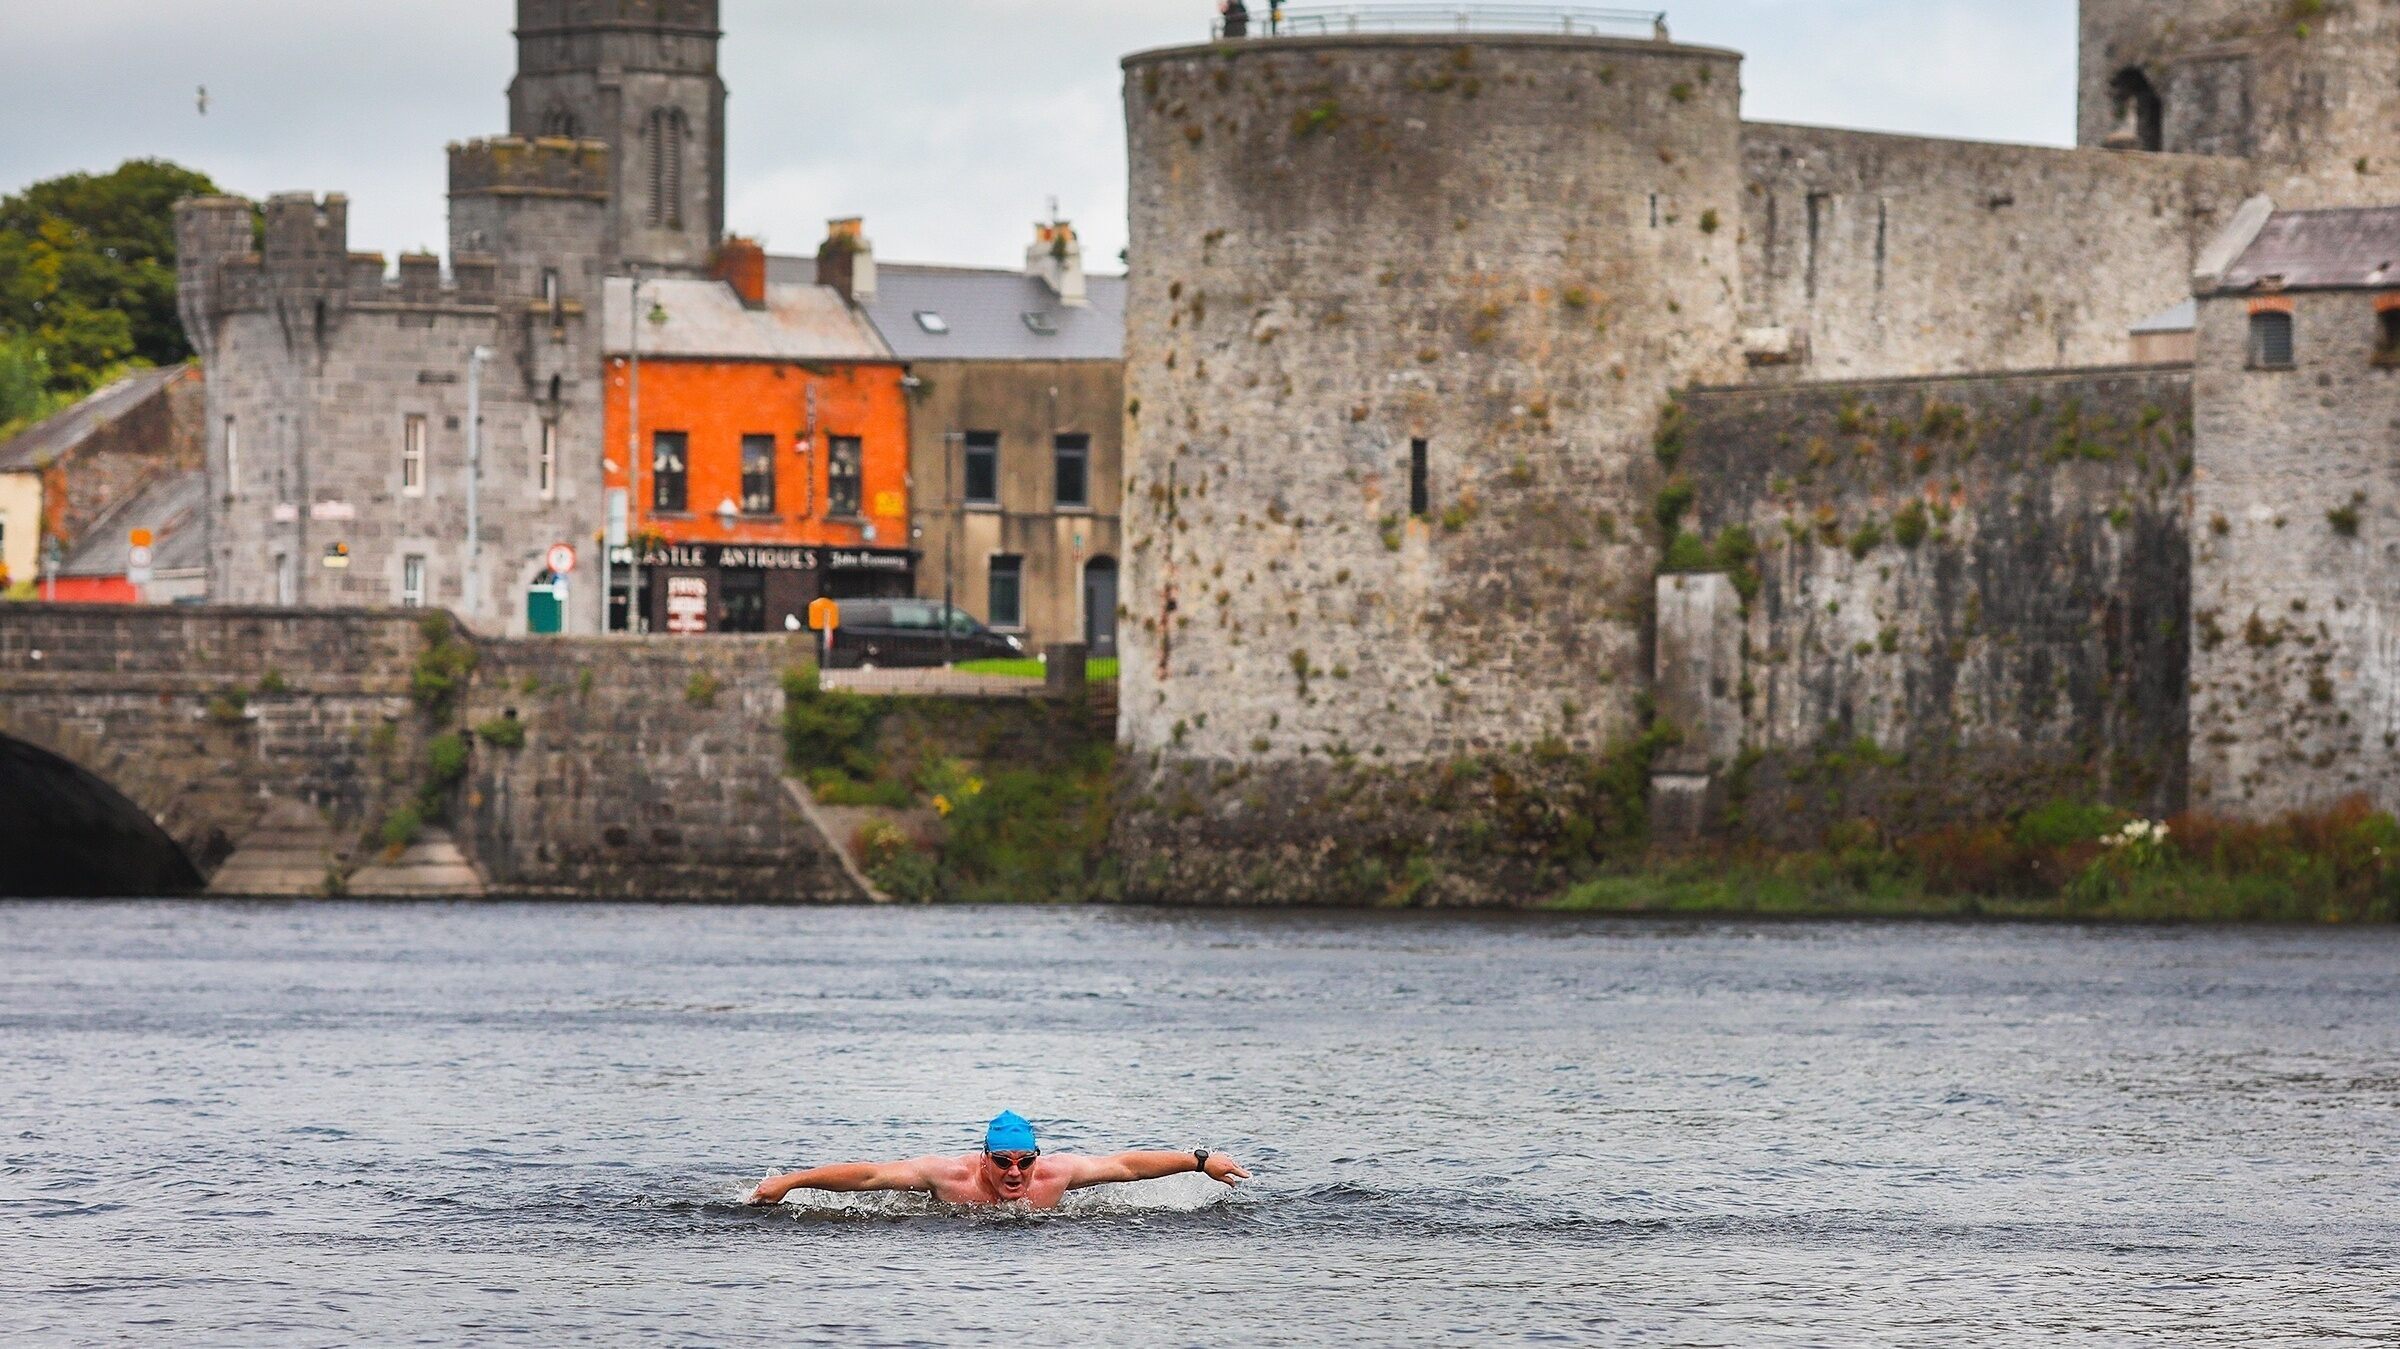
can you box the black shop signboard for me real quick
[608,543,916,634]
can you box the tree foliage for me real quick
[0,159,221,401]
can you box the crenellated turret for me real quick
[172,195,256,364]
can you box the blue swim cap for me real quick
[984,1110,1038,1153]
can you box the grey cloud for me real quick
[0,1,2074,271]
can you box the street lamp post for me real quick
[942,429,962,665]
[625,268,644,634]
[466,344,492,624]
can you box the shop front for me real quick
[608,541,915,635]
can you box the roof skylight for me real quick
[1022,311,1057,336]
[914,310,949,334]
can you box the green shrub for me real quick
[781,666,881,778]
[1892,499,1929,548]
[378,803,424,852]
[1662,531,1713,571]
[1847,521,1884,558]
[425,733,470,789]
[475,717,526,750]
[2014,799,2123,850]
[871,849,942,903]
[1654,477,1695,532]
[410,618,479,717]
[685,671,721,708]
[206,692,248,725]
[255,671,290,696]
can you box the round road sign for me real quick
[546,543,577,576]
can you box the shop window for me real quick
[652,431,688,512]
[741,434,777,514]
[403,415,427,496]
[2249,311,2295,370]
[964,431,999,506]
[988,554,1023,629]
[827,435,862,517]
[1054,433,1090,509]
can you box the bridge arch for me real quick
[0,729,206,897]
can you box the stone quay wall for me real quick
[1666,365,2196,845]
[462,635,862,900]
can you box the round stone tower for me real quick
[1116,29,1744,898]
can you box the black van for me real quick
[825,599,1026,668]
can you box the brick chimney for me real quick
[1027,219,1088,309]
[816,217,876,303]
[713,234,767,309]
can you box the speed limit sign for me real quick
[546,543,577,576]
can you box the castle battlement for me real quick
[448,136,611,200]
[514,0,719,38]
[176,194,504,320]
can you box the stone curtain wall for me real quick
[1672,366,2195,844]
[463,635,861,900]
[1738,123,2252,383]
[2190,292,2400,817]
[0,605,429,873]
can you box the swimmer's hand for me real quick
[746,1178,789,1206]
[1202,1155,1252,1186]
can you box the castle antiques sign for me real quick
[606,543,915,573]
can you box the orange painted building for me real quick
[601,239,913,633]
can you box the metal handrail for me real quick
[1212,5,1669,40]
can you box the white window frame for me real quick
[403,415,427,497]
[401,554,427,608]
[537,422,558,500]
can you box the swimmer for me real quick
[746,1110,1251,1210]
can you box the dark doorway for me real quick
[2111,68,2164,152]
[0,735,204,897]
[1084,556,1119,658]
[720,570,766,633]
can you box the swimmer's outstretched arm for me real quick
[747,1157,940,1205]
[1062,1151,1252,1190]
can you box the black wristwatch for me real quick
[1193,1148,1211,1171]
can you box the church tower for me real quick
[508,0,727,273]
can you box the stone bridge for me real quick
[0,604,863,900]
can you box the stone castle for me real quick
[174,0,729,631]
[1113,3,2400,900]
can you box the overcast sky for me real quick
[1,1,2078,270]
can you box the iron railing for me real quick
[1212,5,1669,40]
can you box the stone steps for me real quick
[347,828,487,899]
[206,799,340,898]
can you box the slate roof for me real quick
[2131,299,2196,334]
[60,470,207,578]
[0,364,192,473]
[601,277,893,361]
[2223,207,2400,292]
[766,256,1126,362]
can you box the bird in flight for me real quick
[197,86,209,116]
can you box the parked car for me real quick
[825,599,1025,669]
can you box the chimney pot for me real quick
[817,217,877,303]
[713,235,768,309]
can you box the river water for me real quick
[4,904,2397,1345]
